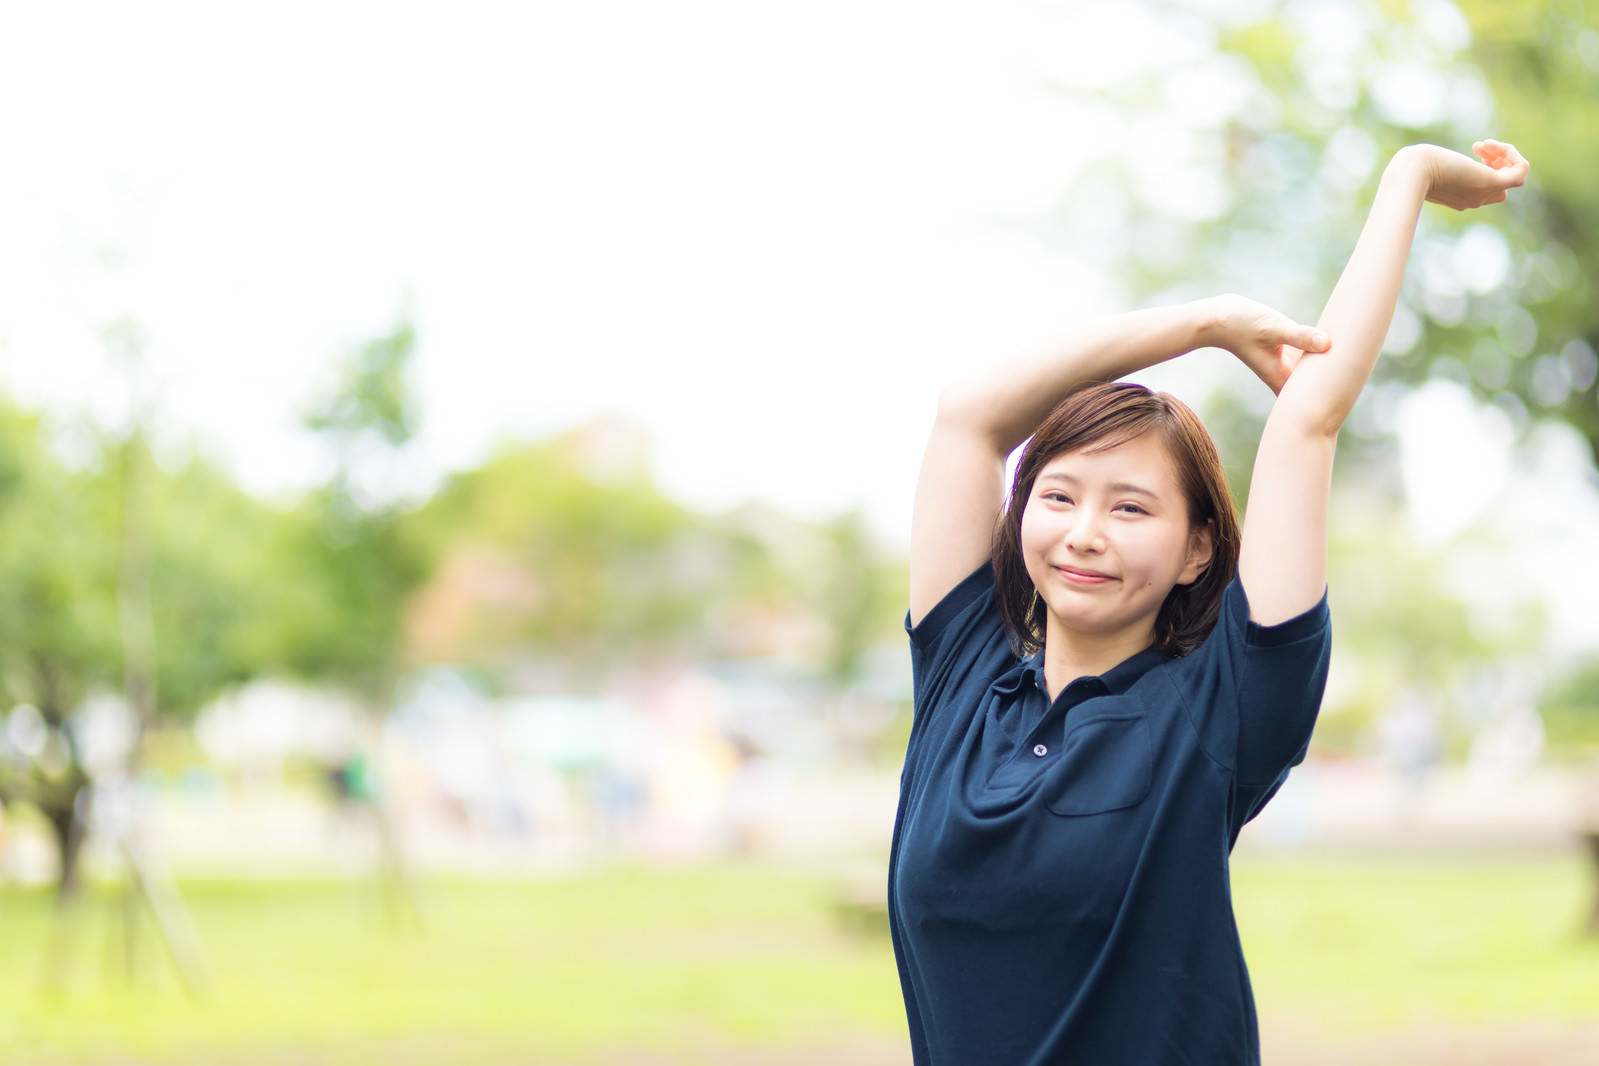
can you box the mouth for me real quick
[1054,565,1116,586]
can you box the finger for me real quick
[1295,326,1330,352]
[1496,156,1530,188]
[1503,146,1530,180]
[1481,140,1527,172]
[1261,312,1325,349]
[1476,140,1519,170]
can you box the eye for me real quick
[1040,490,1073,505]
[1114,502,1149,516]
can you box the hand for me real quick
[1412,140,1529,212]
[1202,294,1330,395]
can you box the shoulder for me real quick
[1162,576,1330,702]
[906,561,999,650]
[1202,576,1330,659]
[905,561,1015,720]
[1160,575,1332,781]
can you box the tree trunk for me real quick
[41,784,88,901]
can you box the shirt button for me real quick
[1032,743,1048,757]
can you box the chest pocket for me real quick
[1044,713,1152,817]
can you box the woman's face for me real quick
[1020,433,1213,652]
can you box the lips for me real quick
[1054,565,1115,585]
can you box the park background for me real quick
[2,0,1598,1062]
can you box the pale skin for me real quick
[909,139,1529,699]
[1020,435,1216,685]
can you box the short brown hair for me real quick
[990,382,1239,658]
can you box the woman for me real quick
[891,140,1529,1065]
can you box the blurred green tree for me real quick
[415,427,773,684]
[289,316,434,713]
[0,404,291,902]
[410,424,908,690]
[1055,0,1599,466]
[0,406,119,899]
[413,432,693,678]
[1540,654,1599,754]
[1321,490,1546,751]
[812,509,908,689]
[1045,0,1593,754]
[141,445,305,721]
[270,315,438,929]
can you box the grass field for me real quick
[1,853,1596,1064]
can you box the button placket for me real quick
[1026,679,1104,762]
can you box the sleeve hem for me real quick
[1228,580,1330,648]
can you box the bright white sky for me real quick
[2,0,1597,654]
[0,0,1149,531]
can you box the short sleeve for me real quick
[1166,577,1331,795]
[904,563,1011,727]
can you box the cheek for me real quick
[1018,508,1051,577]
[1019,505,1051,554]
[1129,528,1196,582]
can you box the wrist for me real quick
[1191,294,1235,352]
[1384,145,1433,198]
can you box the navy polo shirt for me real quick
[889,562,1330,1066]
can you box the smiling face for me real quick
[992,383,1239,660]
[1019,432,1214,658]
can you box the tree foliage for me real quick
[0,317,909,894]
[1060,0,1599,466]
[410,427,907,689]
[288,317,434,710]
[0,404,297,895]
[0,408,120,730]
[413,431,705,675]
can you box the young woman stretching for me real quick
[891,139,1529,1065]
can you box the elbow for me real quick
[932,380,1015,457]
[1304,391,1358,440]
[1273,386,1352,444]
[1275,366,1360,440]
[934,379,987,434]
[1301,407,1350,445]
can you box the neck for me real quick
[1040,616,1155,701]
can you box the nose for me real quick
[1064,509,1107,554]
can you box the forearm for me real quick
[937,302,1213,456]
[1278,147,1432,436]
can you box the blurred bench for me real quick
[833,879,889,937]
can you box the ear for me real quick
[1177,520,1214,586]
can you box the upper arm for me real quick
[1237,151,1434,623]
[904,302,1222,625]
[1237,382,1337,626]
[908,392,1008,627]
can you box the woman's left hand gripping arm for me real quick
[1233,139,1530,625]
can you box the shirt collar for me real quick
[1021,645,1169,700]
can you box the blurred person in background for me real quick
[1380,684,1442,809]
[890,138,1527,1065]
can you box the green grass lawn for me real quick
[1,863,906,1065]
[1235,852,1599,1035]
[1,853,1596,1064]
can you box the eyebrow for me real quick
[1038,473,1159,498]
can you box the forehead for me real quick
[1035,433,1179,490]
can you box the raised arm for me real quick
[1237,140,1529,625]
[910,302,1324,626]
